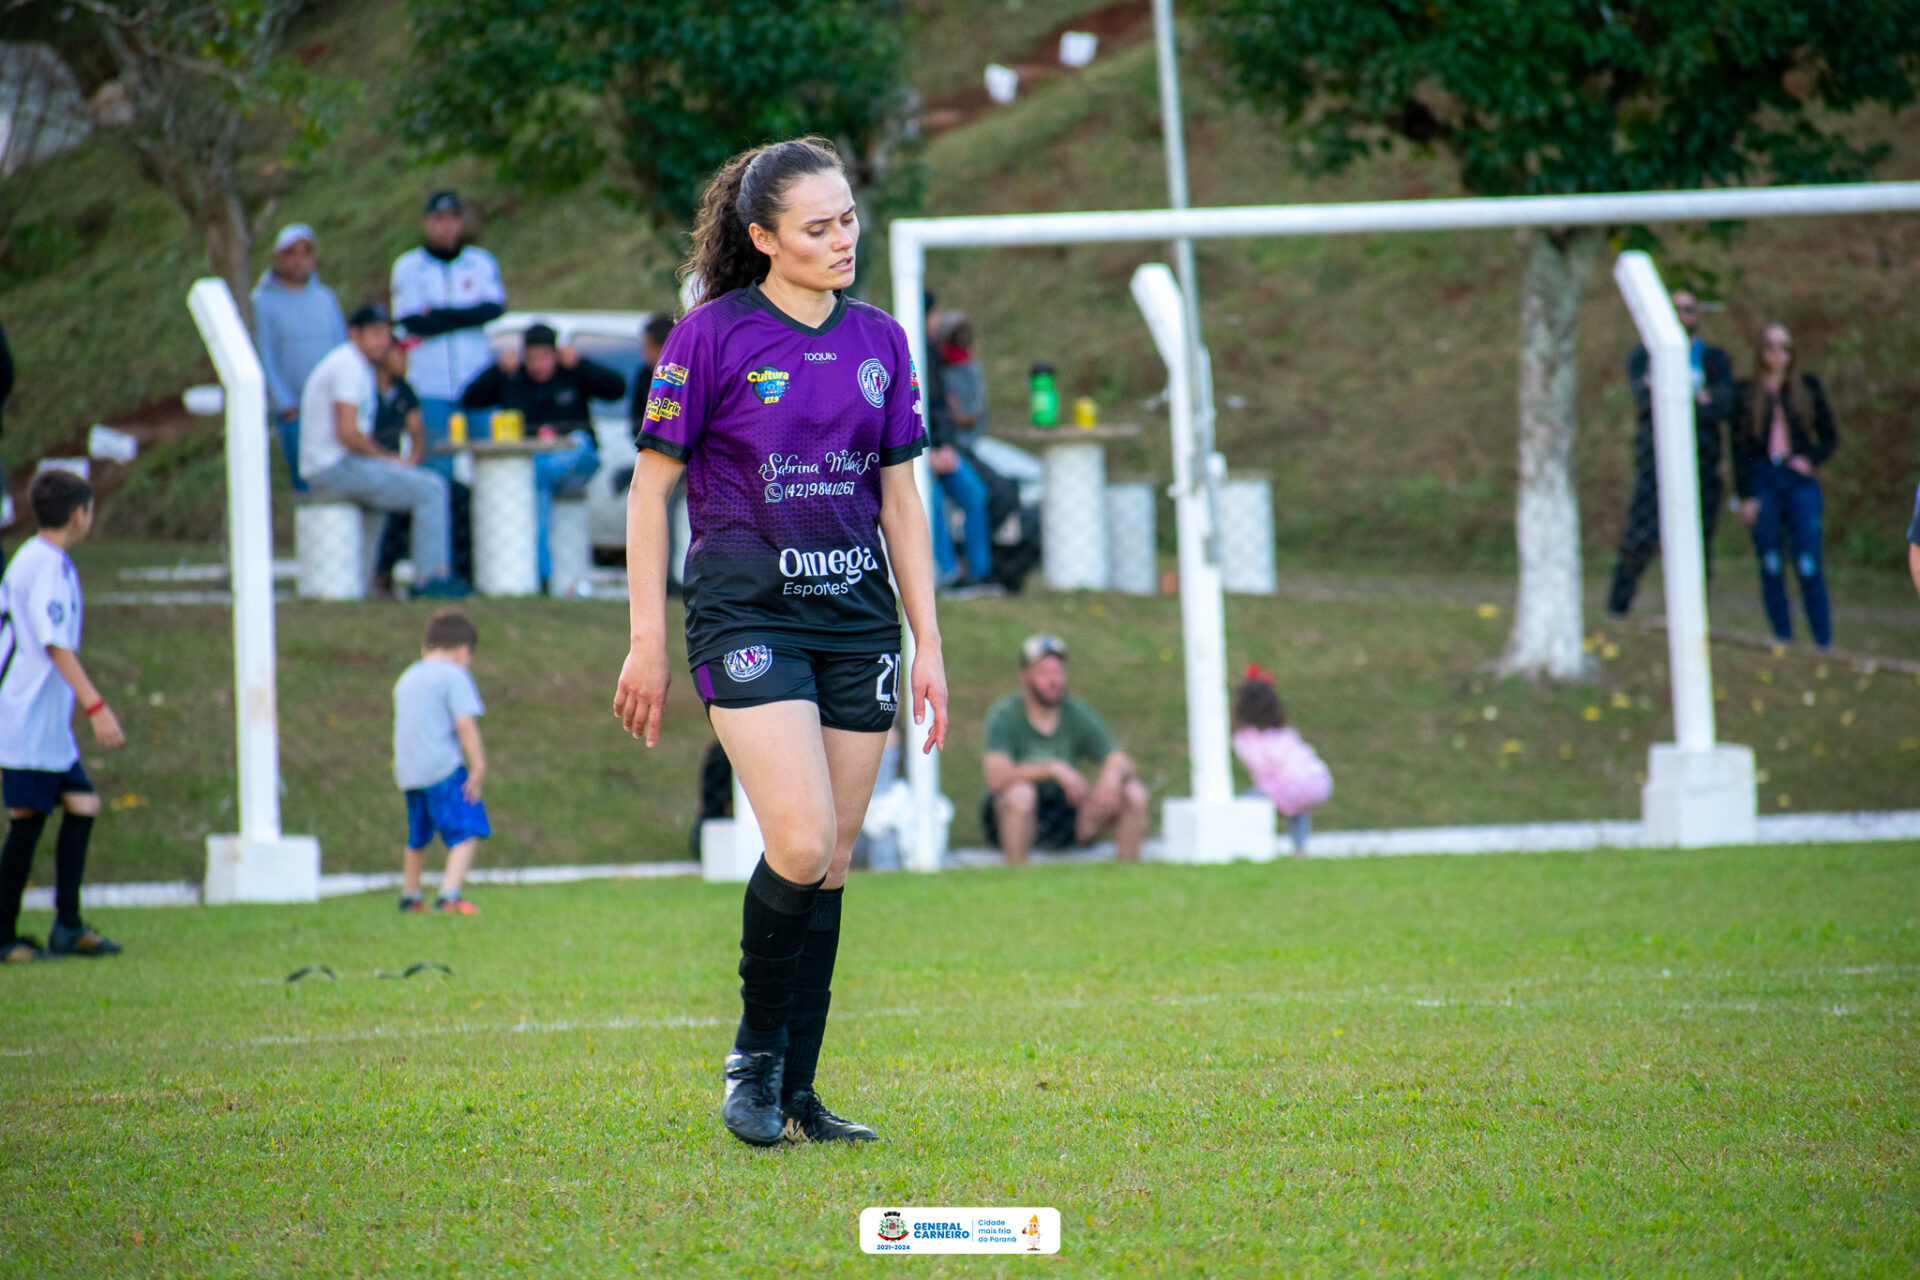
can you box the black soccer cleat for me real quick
[2,934,46,965]
[721,1049,786,1147]
[782,1089,878,1144]
[48,921,122,957]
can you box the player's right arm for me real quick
[455,714,486,800]
[47,646,123,748]
[983,750,1087,801]
[614,449,683,747]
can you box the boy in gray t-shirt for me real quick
[392,608,489,914]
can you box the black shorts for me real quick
[2,760,93,814]
[980,782,1080,850]
[692,642,900,734]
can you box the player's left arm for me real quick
[47,646,123,748]
[880,462,947,753]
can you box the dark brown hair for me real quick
[683,137,845,310]
[423,607,478,652]
[1231,678,1286,732]
[29,468,92,529]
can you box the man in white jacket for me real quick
[390,190,507,474]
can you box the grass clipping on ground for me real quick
[3,845,1916,1276]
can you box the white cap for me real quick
[273,223,316,252]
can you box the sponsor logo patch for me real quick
[857,358,889,407]
[804,351,836,362]
[747,366,791,404]
[779,544,881,595]
[653,362,689,387]
[644,396,682,422]
[723,645,773,682]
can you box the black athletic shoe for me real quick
[48,921,122,957]
[2,935,46,965]
[782,1089,878,1144]
[721,1048,786,1147]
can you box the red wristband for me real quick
[84,701,106,717]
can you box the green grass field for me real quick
[4,844,1916,1277]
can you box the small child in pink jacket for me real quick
[1231,665,1332,856]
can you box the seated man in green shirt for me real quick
[981,633,1149,865]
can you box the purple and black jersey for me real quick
[637,285,928,665]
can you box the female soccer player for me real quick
[613,138,947,1147]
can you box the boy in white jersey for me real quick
[0,470,125,963]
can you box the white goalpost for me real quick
[890,180,1920,871]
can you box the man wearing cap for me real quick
[300,305,466,597]
[390,190,507,469]
[252,223,346,490]
[459,322,625,583]
[980,634,1150,865]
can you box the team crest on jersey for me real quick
[724,645,773,682]
[653,362,689,388]
[47,602,64,625]
[747,366,791,404]
[857,358,889,407]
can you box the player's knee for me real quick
[997,782,1038,816]
[1123,779,1149,813]
[7,808,39,821]
[62,792,102,817]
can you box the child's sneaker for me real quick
[398,894,427,914]
[433,895,480,915]
[2,935,46,965]
[48,921,122,957]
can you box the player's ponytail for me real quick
[684,137,845,311]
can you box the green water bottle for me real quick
[1029,361,1059,427]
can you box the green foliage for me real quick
[399,0,913,221]
[1203,0,1920,195]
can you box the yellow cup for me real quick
[492,409,524,442]
[447,412,468,446]
[1073,396,1099,428]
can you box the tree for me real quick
[16,0,351,325]
[1204,0,1920,679]
[398,0,917,231]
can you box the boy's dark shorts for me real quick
[692,641,900,733]
[2,761,94,814]
[405,766,491,850]
[981,781,1080,851]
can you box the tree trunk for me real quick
[199,185,254,330]
[1497,225,1605,681]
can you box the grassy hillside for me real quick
[3,0,1919,571]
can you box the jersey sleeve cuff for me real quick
[637,432,691,462]
[880,435,928,467]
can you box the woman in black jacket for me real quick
[1731,321,1837,647]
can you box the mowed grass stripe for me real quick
[2,844,1915,1277]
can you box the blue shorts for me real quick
[404,766,491,850]
[3,760,93,814]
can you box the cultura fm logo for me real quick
[747,366,791,405]
[877,1211,909,1242]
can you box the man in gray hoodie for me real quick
[252,223,346,491]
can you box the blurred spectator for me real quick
[391,190,506,473]
[1907,484,1920,600]
[980,633,1148,865]
[369,338,473,593]
[1606,290,1733,618]
[251,223,346,492]
[460,322,625,583]
[0,317,12,545]
[300,304,466,598]
[1230,665,1331,856]
[927,312,994,591]
[1732,320,1837,648]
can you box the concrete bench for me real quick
[293,496,384,600]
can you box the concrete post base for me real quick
[204,834,321,904]
[1641,743,1757,848]
[1158,797,1276,863]
[700,819,761,882]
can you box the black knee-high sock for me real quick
[54,813,94,929]
[735,857,823,1054]
[0,813,49,945]
[782,887,843,1104]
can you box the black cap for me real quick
[522,322,558,349]
[424,189,462,215]
[348,302,390,328]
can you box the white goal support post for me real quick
[890,181,1920,870]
